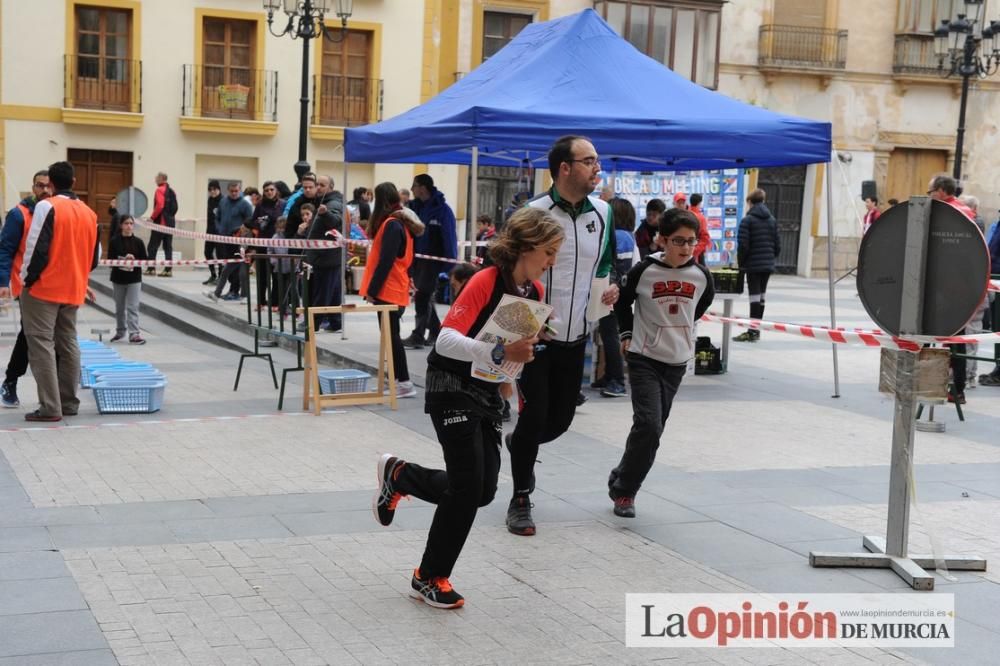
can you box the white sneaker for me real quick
[396,381,417,399]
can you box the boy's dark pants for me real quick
[609,352,685,498]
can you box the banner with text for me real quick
[600,169,745,266]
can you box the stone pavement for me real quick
[0,270,998,664]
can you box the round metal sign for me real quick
[115,186,148,218]
[857,199,989,337]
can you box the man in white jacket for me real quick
[505,135,619,536]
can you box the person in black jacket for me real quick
[108,216,148,344]
[734,188,780,342]
[303,175,344,332]
[203,180,222,285]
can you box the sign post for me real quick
[810,197,988,590]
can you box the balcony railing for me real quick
[181,64,278,121]
[64,55,141,112]
[312,75,383,127]
[893,34,941,75]
[758,24,847,70]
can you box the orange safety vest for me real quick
[360,214,414,307]
[9,203,32,297]
[26,196,98,305]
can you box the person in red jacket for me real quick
[372,207,563,609]
[146,172,178,277]
[689,193,712,264]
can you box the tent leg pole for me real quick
[469,147,479,263]
[825,160,841,398]
[341,158,349,340]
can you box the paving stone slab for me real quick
[0,649,117,665]
[0,577,88,615]
[0,550,70,581]
[0,611,107,657]
[0,526,53,552]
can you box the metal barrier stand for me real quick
[233,255,312,410]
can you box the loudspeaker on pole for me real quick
[861,180,877,201]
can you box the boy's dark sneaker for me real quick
[144,268,155,276]
[410,569,464,609]
[576,391,588,406]
[600,380,627,398]
[613,496,636,518]
[590,377,607,389]
[129,335,146,345]
[506,495,535,536]
[402,333,425,349]
[373,454,406,526]
[733,330,757,342]
[1,381,19,408]
[202,276,217,285]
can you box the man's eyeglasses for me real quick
[668,237,699,247]
[569,157,601,169]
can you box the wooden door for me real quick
[75,6,132,110]
[320,30,371,126]
[67,148,133,257]
[887,148,947,203]
[202,18,255,118]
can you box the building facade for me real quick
[2,0,998,274]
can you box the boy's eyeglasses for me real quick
[668,237,698,247]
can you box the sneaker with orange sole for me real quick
[410,568,464,609]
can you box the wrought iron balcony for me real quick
[893,34,941,75]
[181,64,278,121]
[312,75,383,127]
[758,24,848,70]
[64,54,141,112]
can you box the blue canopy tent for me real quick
[343,8,843,395]
[344,8,831,170]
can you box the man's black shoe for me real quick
[613,496,636,518]
[402,333,425,349]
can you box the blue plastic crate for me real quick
[318,369,370,394]
[92,370,165,383]
[91,380,166,414]
[81,362,154,388]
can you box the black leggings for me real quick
[509,340,586,495]
[374,300,409,382]
[394,409,501,578]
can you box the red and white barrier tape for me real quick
[136,218,482,266]
[701,311,1000,350]
[99,257,247,268]
[990,279,1000,292]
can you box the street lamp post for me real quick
[933,0,1000,183]
[264,0,354,182]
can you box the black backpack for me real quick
[163,186,178,217]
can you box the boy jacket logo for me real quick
[652,280,696,299]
